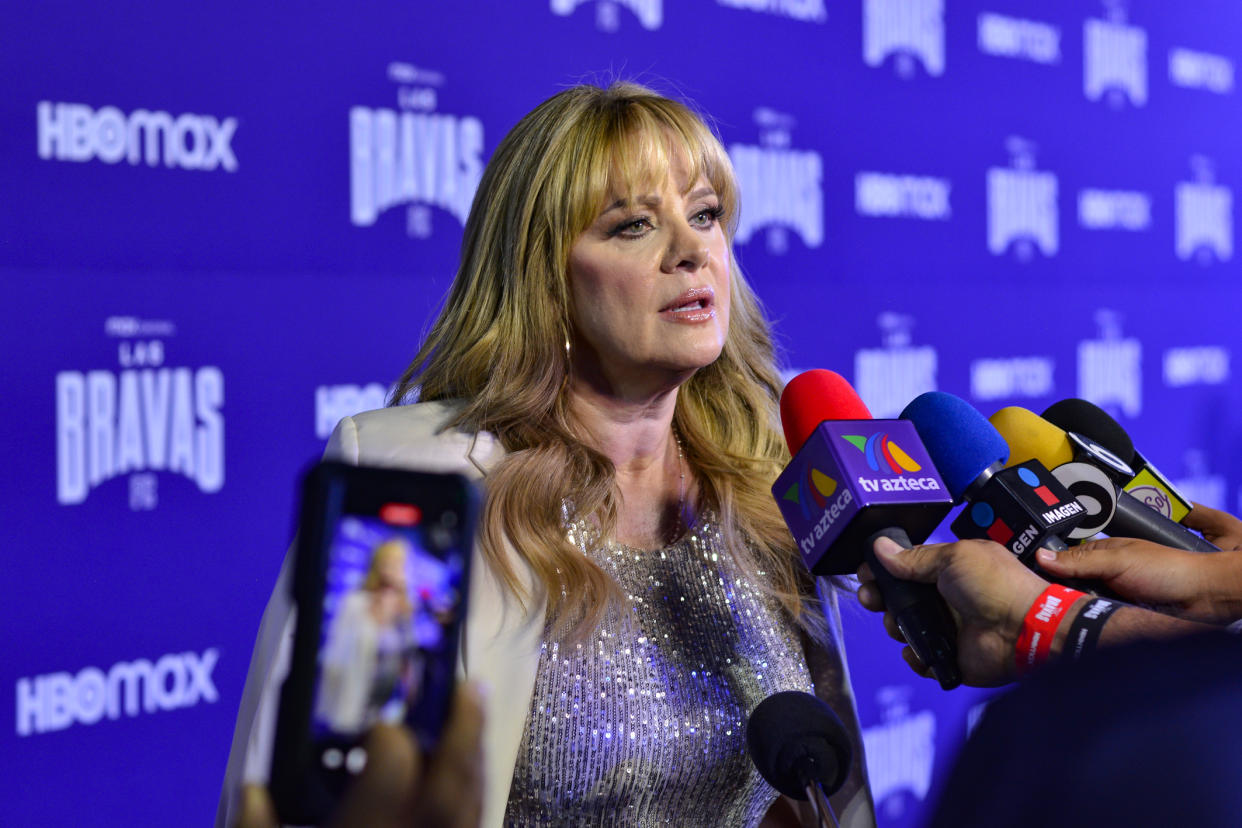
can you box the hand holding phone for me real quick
[240,682,487,828]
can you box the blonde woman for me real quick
[314,538,416,734]
[222,82,875,828]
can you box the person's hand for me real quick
[857,536,1049,687]
[1184,502,1242,551]
[238,682,486,828]
[1036,535,1242,625]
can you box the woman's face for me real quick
[567,147,731,398]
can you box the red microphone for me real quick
[780,369,873,455]
[774,369,961,689]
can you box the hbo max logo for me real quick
[37,102,238,172]
[16,649,219,736]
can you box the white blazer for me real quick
[216,400,873,828]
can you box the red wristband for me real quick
[1014,584,1085,675]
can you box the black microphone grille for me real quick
[746,690,852,800]
[1042,398,1136,466]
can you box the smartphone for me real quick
[269,461,478,825]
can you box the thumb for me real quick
[1183,503,1242,549]
[1036,538,1128,578]
[330,724,421,828]
[871,535,947,584]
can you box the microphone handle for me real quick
[1106,490,1220,553]
[803,780,839,828]
[864,527,962,690]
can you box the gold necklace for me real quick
[672,428,686,543]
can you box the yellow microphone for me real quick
[989,406,1219,552]
[988,406,1075,471]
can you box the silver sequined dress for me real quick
[504,514,815,826]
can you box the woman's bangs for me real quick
[567,94,739,238]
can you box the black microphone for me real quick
[775,370,960,690]
[747,691,851,828]
[990,407,1220,554]
[1042,397,1196,525]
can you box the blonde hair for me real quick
[361,538,413,615]
[390,82,822,642]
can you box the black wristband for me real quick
[1064,597,1121,662]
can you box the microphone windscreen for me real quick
[780,369,873,454]
[900,392,1008,501]
[1042,398,1137,465]
[746,691,852,800]
[990,407,1074,469]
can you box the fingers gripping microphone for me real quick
[1042,398,1195,525]
[747,691,851,828]
[775,370,960,689]
[990,407,1220,553]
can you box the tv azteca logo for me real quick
[781,432,926,520]
[783,464,839,521]
[845,432,942,495]
[843,432,921,476]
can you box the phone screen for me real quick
[312,509,467,753]
[271,463,475,824]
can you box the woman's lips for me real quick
[660,287,715,322]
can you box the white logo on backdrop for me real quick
[1078,188,1151,231]
[37,103,238,172]
[1173,450,1227,510]
[863,0,944,77]
[1164,346,1230,388]
[351,62,485,238]
[730,108,824,254]
[862,686,936,821]
[855,173,951,220]
[1175,157,1233,264]
[316,383,391,439]
[987,137,1058,260]
[1169,48,1234,94]
[970,357,1055,401]
[1078,309,1142,418]
[977,13,1060,64]
[549,0,662,30]
[854,313,937,418]
[1084,7,1147,108]
[56,318,224,510]
[16,649,219,736]
[716,0,825,23]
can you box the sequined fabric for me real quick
[504,515,814,826]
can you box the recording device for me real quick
[990,407,1219,553]
[269,461,478,825]
[1042,397,1195,524]
[774,370,960,689]
[747,691,852,828]
[900,392,1088,568]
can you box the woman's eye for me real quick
[611,217,653,237]
[691,205,725,227]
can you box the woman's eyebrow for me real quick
[601,186,715,216]
[601,193,660,215]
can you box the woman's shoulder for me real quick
[347,398,469,437]
[325,399,504,478]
